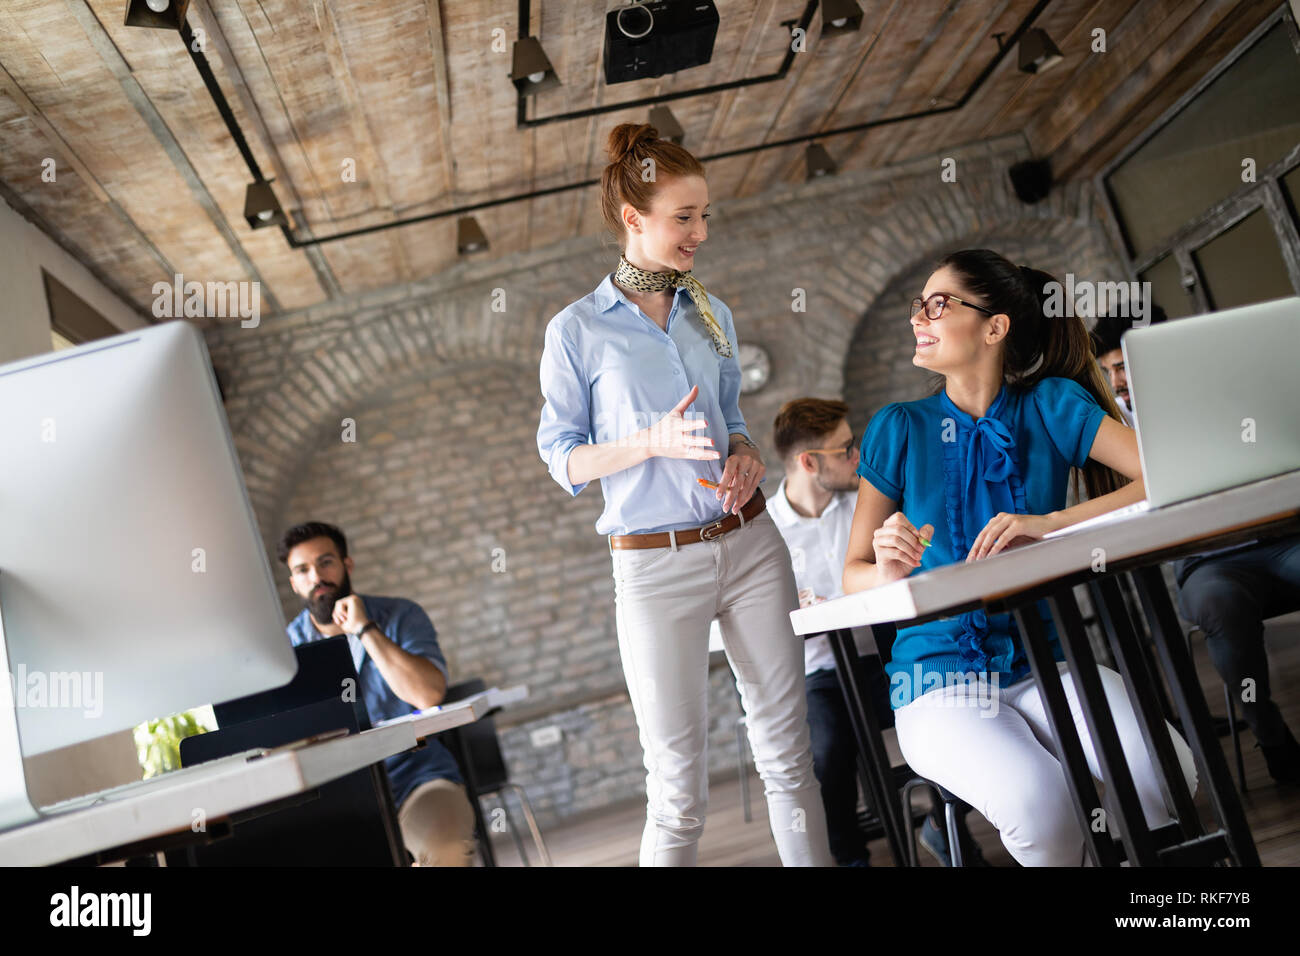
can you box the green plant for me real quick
[133,706,215,779]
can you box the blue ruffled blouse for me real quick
[856,377,1108,708]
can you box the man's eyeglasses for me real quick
[910,292,996,322]
[806,432,858,461]
[291,554,339,580]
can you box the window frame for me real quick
[1094,4,1300,313]
[42,268,120,346]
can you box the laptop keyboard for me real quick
[38,747,267,816]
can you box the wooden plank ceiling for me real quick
[0,0,1278,322]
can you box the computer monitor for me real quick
[0,321,297,769]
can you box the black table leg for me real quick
[1119,574,1180,724]
[1013,603,1120,866]
[369,764,410,865]
[827,628,909,866]
[1048,587,1159,866]
[1130,566,1261,867]
[447,728,496,867]
[1089,576,1203,839]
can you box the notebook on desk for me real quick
[1046,296,1300,539]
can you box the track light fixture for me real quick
[124,0,189,30]
[804,142,837,181]
[1018,28,1063,74]
[648,105,685,145]
[510,37,560,94]
[243,179,287,230]
[821,0,863,36]
[457,217,489,255]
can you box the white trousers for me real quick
[894,660,1199,866]
[611,509,835,866]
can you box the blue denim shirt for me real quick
[537,271,757,536]
[286,594,462,807]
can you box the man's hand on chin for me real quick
[332,594,370,634]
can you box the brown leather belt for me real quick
[609,488,767,551]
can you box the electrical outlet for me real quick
[530,725,562,748]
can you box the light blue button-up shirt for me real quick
[537,271,758,536]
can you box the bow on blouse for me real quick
[945,387,1018,552]
[941,386,1020,666]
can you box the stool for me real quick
[901,777,969,867]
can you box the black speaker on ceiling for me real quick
[604,1,720,85]
[1008,158,1053,204]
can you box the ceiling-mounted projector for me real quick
[604,1,720,85]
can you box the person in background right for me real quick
[1091,311,1300,784]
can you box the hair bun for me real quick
[608,122,658,164]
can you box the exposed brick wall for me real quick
[205,134,1128,833]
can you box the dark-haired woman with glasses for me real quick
[842,249,1198,866]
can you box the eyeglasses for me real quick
[290,554,339,580]
[806,432,858,460]
[910,292,996,322]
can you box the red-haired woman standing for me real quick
[537,124,833,866]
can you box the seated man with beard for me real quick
[276,520,478,865]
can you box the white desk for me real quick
[792,469,1300,636]
[375,684,529,737]
[0,684,529,867]
[789,470,1299,867]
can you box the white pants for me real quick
[611,509,834,866]
[894,660,1199,866]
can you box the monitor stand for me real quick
[0,572,41,829]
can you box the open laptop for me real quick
[1046,295,1300,538]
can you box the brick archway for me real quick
[841,210,1123,429]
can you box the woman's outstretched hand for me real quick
[873,512,934,583]
[638,386,720,461]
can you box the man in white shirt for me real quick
[769,399,873,865]
[770,398,981,865]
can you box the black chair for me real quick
[443,678,552,866]
[860,622,989,867]
[900,778,972,867]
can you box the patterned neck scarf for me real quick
[613,254,732,358]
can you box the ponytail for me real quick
[939,250,1129,500]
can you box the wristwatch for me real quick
[352,621,381,640]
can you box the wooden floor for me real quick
[486,614,1300,867]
